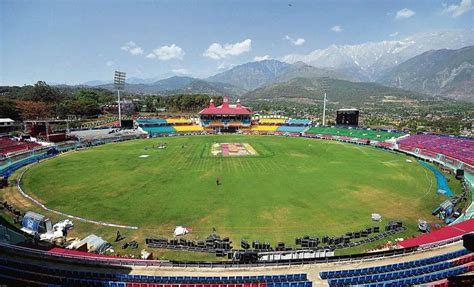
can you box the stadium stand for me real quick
[320,249,473,286]
[142,126,177,135]
[70,128,146,142]
[251,125,279,132]
[173,125,204,132]
[398,134,474,166]
[286,119,311,126]
[166,118,192,124]
[276,126,307,133]
[305,127,402,141]
[0,137,41,156]
[0,150,54,178]
[398,218,474,249]
[0,254,312,287]
[259,118,287,125]
[136,118,168,125]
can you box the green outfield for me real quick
[21,135,447,256]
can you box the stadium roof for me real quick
[199,97,252,115]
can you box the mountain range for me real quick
[378,46,474,101]
[93,60,358,97]
[77,30,474,102]
[282,30,474,81]
[207,60,357,90]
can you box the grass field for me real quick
[19,135,452,259]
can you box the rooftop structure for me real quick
[199,97,252,132]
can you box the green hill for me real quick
[243,77,428,104]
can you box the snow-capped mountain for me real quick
[282,30,474,81]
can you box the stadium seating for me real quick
[286,119,311,126]
[259,118,286,124]
[0,152,53,177]
[398,134,474,166]
[166,118,191,124]
[276,126,306,133]
[0,257,311,287]
[173,125,204,132]
[251,125,279,132]
[136,118,168,125]
[305,127,402,141]
[320,249,473,286]
[142,126,176,134]
[0,137,41,156]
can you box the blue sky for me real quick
[1,0,473,85]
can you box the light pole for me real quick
[322,92,327,126]
[321,79,328,126]
[114,71,126,127]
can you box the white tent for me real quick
[174,226,190,236]
[371,213,382,221]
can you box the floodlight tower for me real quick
[321,79,328,126]
[114,71,126,127]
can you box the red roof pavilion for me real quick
[198,96,252,115]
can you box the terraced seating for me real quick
[251,125,279,132]
[259,118,286,124]
[398,134,474,165]
[0,257,311,287]
[136,118,168,125]
[321,249,473,287]
[276,126,306,133]
[142,126,176,134]
[173,125,204,132]
[167,118,191,124]
[320,249,469,279]
[287,119,311,125]
[305,127,402,141]
[0,138,41,156]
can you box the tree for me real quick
[16,101,54,119]
[0,98,20,120]
[27,81,62,102]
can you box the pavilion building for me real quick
[198,96,252,133]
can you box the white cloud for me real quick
[129,47,143,55]
[331,26,343,33]
[120,41,143,55]
[389,31,399,37]
[444,0,473,17]
[254,55,271,61]
[172,68,190,75]
[284,35,305,46]
[106,60,114,67]
[148,44,185,61]
[203,39,252,59]
[396,8,415,19]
